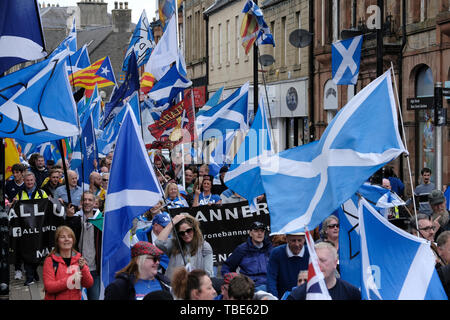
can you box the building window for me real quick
[296,11,301,65]
[270,21,275,58]
[226,19,230,65]
[218,23,222,66]
[332,0,340,42]
[281,17,286,66]
[235,15,240,62]
[210,26,215,68]
[416,65,434,180]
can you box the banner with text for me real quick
[9,198,65,264]
[169,201,270,265]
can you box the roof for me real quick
[203,0,239,16]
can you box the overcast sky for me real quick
[40,0,158,23]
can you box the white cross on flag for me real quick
[332,35,363,85]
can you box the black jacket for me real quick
[104,272,171,300]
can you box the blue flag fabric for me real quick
[338,183,406,289]
[224,94,273,202]
[359,197,447,300]
[72,115,97,188]
[196,87,223,117]
[97,106,127,156]
[260,70,406,235]
[0,0,47,74]
[103,53,139,128]
[68,45,91,74]
[101,107,162,294]
[0,51,79,144]
[332,35,363,85]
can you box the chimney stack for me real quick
[112,1,132,32]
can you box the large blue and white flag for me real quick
[224,94,273,202]
[359,197,447,300]
[197,82,249,140]
[72,115,97,188]
[148,64,192,111]
[241,0,276,52]
[103,53,139,128]
[0,50,79,144]
[196,87,223,117]
[261,70,406,235]
[0,0,47,74]
[68,44,90,74]
[338,183,406,289]
[97,105,127,156]
[332,35,363,85]
[101,106,163,295]
[122,10,155,72]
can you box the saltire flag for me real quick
[103,53,139,128]
[196,87,223,117]
[196,82,249,140]
[4,138,20,180]
[358,197,447,300]
[122,10,155,72]
[304,229,332,300]
[69,56,116,98]
[72,115,97,188]
[0,0,47,75]
[148,64,192,111]
[260,70,406,235]
[67,44,90,74]
[97,104,127,156]
[240,0,275,55]
[49,16,77,59]
[0,50,79,144]
[144,13,178,81]
[100,106,163,296]
[224,94,273,203]
[338,183,406,289]
[79,84,102,130]
[332,35,363,85]
[140,72,156,95]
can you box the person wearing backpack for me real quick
[42,226,93,300]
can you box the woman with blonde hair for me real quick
[155,214,214,279]
[43,226,93,300]
[104,241,171,300]
[164,182,188,209]
[171,267,216,300]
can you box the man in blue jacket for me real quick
[266,232,310,299]
[221,221,272,291]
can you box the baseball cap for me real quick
[250,221,266,231]
[429,189,445,206]
[152,213,171,227]
[131,241,163,258]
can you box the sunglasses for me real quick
[419,226,435,232]
[178,228,194,237]
[327,223,339,229]
[147,255,161,263]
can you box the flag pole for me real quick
[389,62,419,233]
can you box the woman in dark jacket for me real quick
[104,241,172,300]
[221,221,272,291]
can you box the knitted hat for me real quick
[131,241,163,258]
[223,272,239,285]
[429,189,445,206]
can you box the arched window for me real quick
[415,65,434,181]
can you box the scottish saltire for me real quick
[338,183,406,289]
[69,56,116,98]
[260,70,406,235]
[103,53,139,128]
[358,197,447,300]
[140,72,156,94]
[127,92,141,126]
[68,45,90,74]
[148,64,192,111]
[196,87,223,117]
[97,105,127,156]
[332,35,363,85]
[79,115,97,188]
[0,0,47,74]
[196,82,249,140]
[79,84,101,130]
[122,10,155,71]
[240,0,275,55]
[4,138,20,180]
[224,95,273,202]
[0,50,79,144]
[158,0,181,29]
[100,106,163,296]
[305,229,332,300]
[144,14,178,80]
[49,16,77,58]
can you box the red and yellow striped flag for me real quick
[140,72,156,94]
[240,11,260,55]
[69,56,116,97]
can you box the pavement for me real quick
[7,265,45,300]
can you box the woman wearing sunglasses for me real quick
[319,215,340,251]
[155,214,214,281]
[104,241,172,300]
